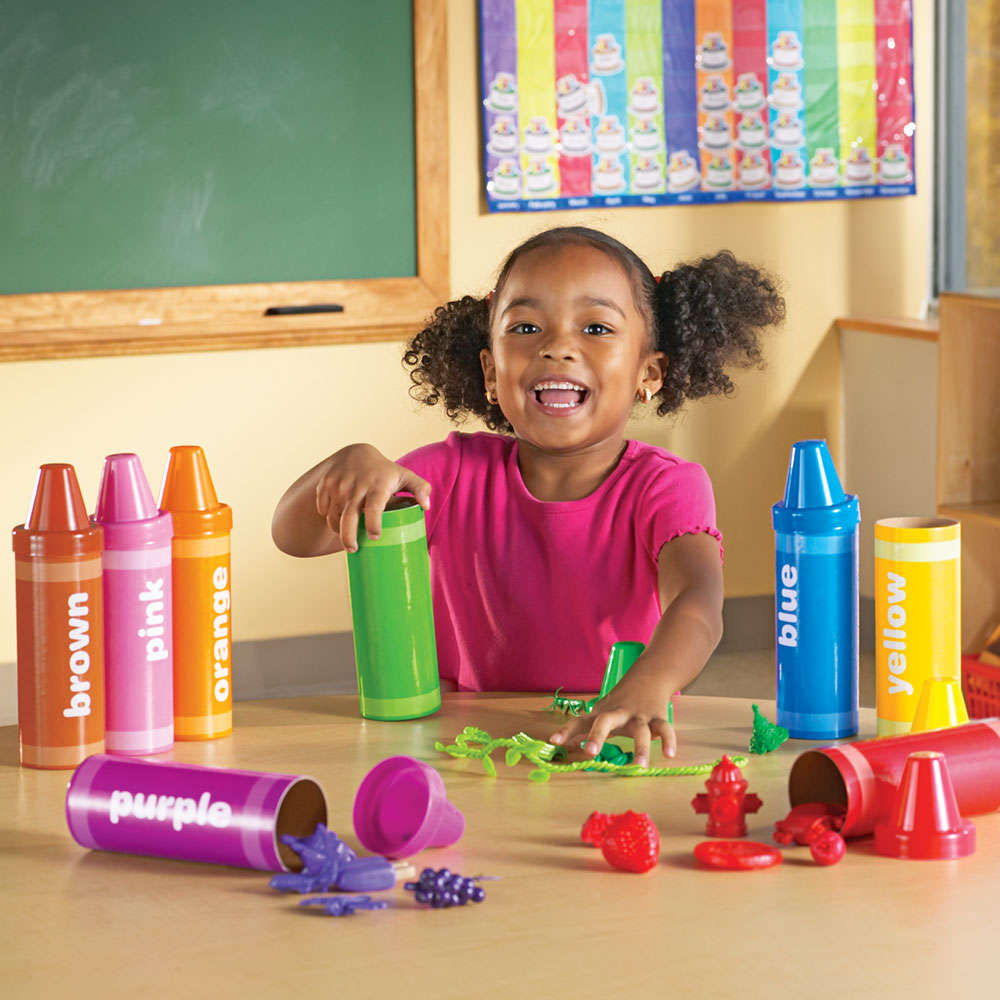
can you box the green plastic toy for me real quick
[748,703,790,754]
[436,726,748,783]
[547,641,673,724]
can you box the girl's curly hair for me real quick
[402,227,785,433]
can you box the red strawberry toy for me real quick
[600,811,660,873]
[581,810,624,847]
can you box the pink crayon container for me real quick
[66,755,327,871]
[93,454,174,756]
[788,718,1000,837]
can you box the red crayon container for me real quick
[788,719,1000,837]
[13,464,105,769]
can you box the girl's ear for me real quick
[641,351,669,394]
[480,347,497,392]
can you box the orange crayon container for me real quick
[13,464,105,769]
[158,446,233,740]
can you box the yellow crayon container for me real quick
[874,517,961,737]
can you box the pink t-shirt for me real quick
[396,432,722,693]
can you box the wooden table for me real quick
[2,693,997,999]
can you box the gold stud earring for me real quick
[637,387,652,404]
[486,389,498,405]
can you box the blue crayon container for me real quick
[771,440,859,740]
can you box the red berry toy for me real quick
[599,811,660,873]
[809,830,846,866]
[581,810,624,847]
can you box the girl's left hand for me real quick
[548,672,676,767]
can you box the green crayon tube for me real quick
[346,499,441,721]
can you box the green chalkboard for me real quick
[0,0,416,294]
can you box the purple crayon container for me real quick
[93,454,175,756]
[66,755,327,871]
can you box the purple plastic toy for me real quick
[299,895,388,917]
[66,755,326,871]
[353,756,465,859]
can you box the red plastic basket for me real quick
[961,656,1000,718]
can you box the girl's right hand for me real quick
[315,444,432,553]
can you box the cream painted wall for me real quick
[1,3,934,676]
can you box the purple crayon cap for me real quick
[93,453,172,549]
[353,756,465,859]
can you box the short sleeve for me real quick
[638,460,724,564]
[395,432,463,540]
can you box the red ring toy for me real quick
[694,840,782,871]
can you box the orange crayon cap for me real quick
[158,446,232,535]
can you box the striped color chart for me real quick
[481,0,915,211]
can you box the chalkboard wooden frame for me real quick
[0,0,448,363]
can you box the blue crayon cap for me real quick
[772,440,859,535]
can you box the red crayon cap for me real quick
[874,751,976,860]
[13,464,102,559]
[158,446,232,535]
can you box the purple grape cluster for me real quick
[404,868,486,909]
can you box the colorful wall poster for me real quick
[481,0,915,211]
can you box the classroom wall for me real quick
[0,3,934,713]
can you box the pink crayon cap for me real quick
[353,756,465,859]
[93,453,172,550]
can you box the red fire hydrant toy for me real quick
[691,755,762,837]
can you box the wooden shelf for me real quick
[938,503,1000,528]
[835,315,939,341]
[937,293,1000,652]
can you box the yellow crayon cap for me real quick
[909,676,970,733]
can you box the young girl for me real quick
[272,227,784,767]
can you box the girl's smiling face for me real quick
[481,243,666,458]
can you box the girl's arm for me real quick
[271,444,432,558]
[548,531,723,766]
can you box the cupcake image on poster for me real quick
[523,157,556,195]
[771,112,804,150]
[667,150,700,192]
[774,150,806,188]
[737,112,767,150]
[697,32,730,72]
[704,155,735,191]
[738,152,770,189]
[632,154,664,191]
[878,143,912,184]
[768,31,804,72]
[845,144,875,185]
[485,72,518,113]
[593,155,626,193]
[700,75,730,113]
[809,148,840,186]
[488,158,521,199]
[734,73,766,113]
[523,116,555,156]
[768,73,803,111]
[594,115,627,155]
[700,112,731,151]
[630,117,662,153]
[559,117,591,157]
[591,33,625,76]
[487,116,519,157]
[629,76,661,117]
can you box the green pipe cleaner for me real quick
[435,726,749,783]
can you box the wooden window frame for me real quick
[0,0,448,363]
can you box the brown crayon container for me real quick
[13,464,105,769]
